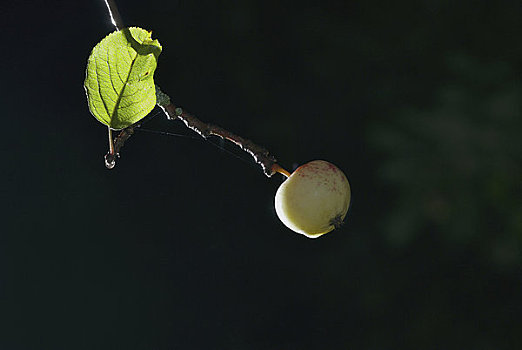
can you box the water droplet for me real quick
[105,154,116,169]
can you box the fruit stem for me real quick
[272,164,291,178]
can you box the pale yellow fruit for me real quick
[275,160,351,238]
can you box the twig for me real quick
[102,0,132,169]
[104,125,135,168]
[159,102,284,177]
[104,0,124,30]
[100,0,289,177]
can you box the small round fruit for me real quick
[275,160,351,238]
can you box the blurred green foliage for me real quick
[371,54,521,266]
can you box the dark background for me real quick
[1,0,521,349]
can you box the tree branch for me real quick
[159,102,286,177]
[100,0,289,178]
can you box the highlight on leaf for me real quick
[84,27,162,130]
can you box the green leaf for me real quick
[84,27,162,130]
